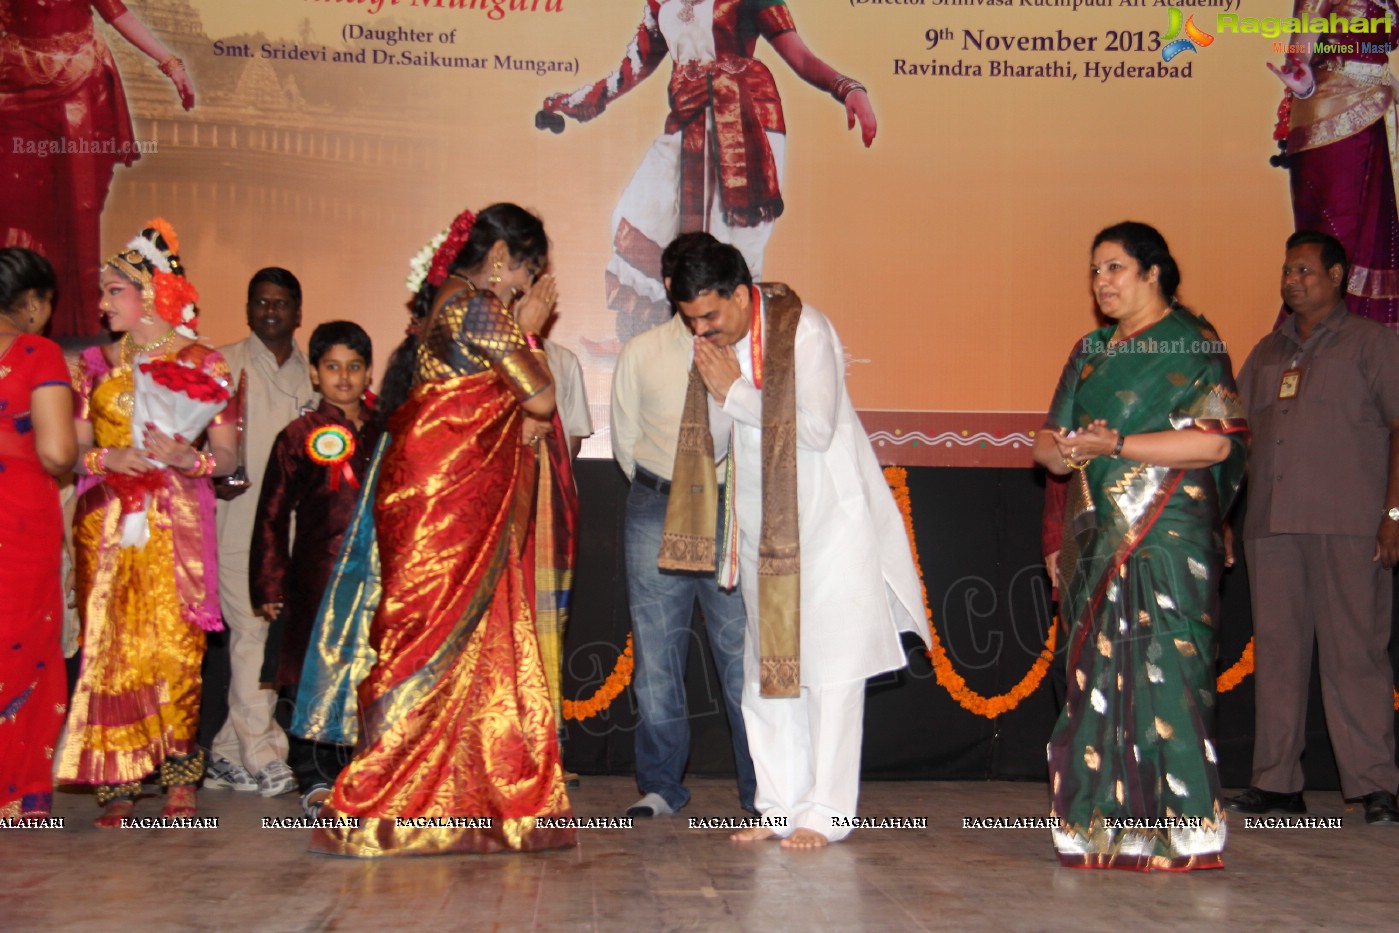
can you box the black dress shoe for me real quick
[1225,786,1307,814]
[1362,791,1399,825]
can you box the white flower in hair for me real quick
[176,303,197,339]
[126,234,172,274]
[406,229,449,293]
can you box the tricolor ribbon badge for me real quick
[306,424,359,490]
[1162,7,1214,62]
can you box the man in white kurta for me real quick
[671,237,929,847]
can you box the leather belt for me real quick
[633,468,672,495]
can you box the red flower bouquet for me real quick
[120,359,230,546]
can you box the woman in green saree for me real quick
[1033,222,1249,871]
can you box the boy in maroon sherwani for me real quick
[250,321,378,818]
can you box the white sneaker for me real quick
[256,760,296,798]
[204,756,257,792]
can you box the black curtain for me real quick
[562,461,1398,791]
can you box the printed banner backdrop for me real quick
[83,0,1325,464]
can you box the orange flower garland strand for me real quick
[1216,637,1254,694]
[563,632,634,722]
[556,470,1399,722]
[1215,636,1399,710]
[884,466,1057,719]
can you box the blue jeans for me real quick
[625,474,756,812]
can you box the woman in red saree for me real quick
[310,203,577,857]
[0,247,77,819]
[0,0,195,339]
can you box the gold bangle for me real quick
[181,450,215,478]
[1062,457,1090,471]
[158,55,185,77]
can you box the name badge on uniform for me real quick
[1278,368,1301,399]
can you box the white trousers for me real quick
[740,672,865,842]
[211,554,287,772]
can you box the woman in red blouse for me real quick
[0,247,77,819]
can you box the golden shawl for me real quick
[659,283,802,697]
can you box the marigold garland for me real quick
[1215,636,1399,710]
[1216,637,1254,693]
[884,466,1057,719]
[563,632,634,721]
[556,470,1399,721]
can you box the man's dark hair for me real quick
[308,320,372,368]
[247,267,302,308]
[1285,230,1349,285]
[664,233,752,304]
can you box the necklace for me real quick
[121,328,176,367]
[129,328,177,352]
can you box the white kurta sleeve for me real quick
[708,396,735,461]
[792,310,840,452]
[722,375,762,427]
[721,307,841,452]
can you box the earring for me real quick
[488,260,502,288]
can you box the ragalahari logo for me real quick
[1162,7,1214,61]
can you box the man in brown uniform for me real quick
[1229,231,1399,824]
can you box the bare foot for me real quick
[779,828,829,849]
[94,799,134,829]
[730,825,778,843]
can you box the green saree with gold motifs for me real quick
[1044,307,1248,871]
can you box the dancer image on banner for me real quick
[540,0,876,352]
[0,0,195,341]
[1269,0,1399,326]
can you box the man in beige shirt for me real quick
[611,241,755,819]
[206,268,317,798]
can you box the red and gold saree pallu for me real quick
[1045,308,1248,871]
[311,369,575,857]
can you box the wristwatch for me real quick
[1387,507,1399,522]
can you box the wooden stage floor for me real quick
[3,776,1390,932]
